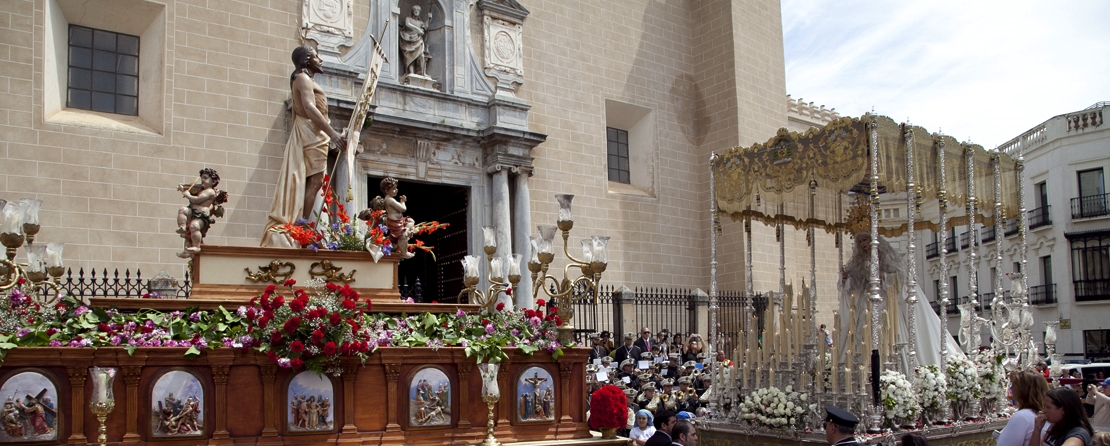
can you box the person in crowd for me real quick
[629,409,656,446]
[999,370,1051,446]
[600,331,615,353]
[672,333,687,357]
[617,359,642,390]
[1087,379,1110,431]
[1036,361,1050,380]
[644,409,677,446]
[683,334,705,363]
[821,324,834,348]
[715,349,734,367]
[901,432,929,446]
[656,330,671,356]
[824,406,861,446]
[665,353,681,379]
[635,327,654,354]
[614,332,644,365]
[589,333,607,362]
[1032,387,1095,446]
[671,419,698,446]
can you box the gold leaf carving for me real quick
[244,260,296,284]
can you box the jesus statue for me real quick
[837,232,964,369]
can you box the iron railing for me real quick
[633,287,697,339]
[945,237,957,253]
[52,268,192,299]
[1028,206,1052,229]
[925,242,939,259]
[1003,219,1019,237]
[1028,284,1057,305]
[981,225,996,243]
[567,283,617,344]
[1072,193,1109,220]
[1074,279,1110,302]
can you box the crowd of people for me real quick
[584,326,1110,446]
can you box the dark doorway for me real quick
[367,176,468,303]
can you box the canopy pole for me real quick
[904,125,919,371]
[867,118,883,432]
[991,153,1005,354]
[936,137,953,423]
[964,144,980,352]
[708,153,721,419]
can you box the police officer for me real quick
[823,406,861,446]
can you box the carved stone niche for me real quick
[302,0,355,62]
[478,0,528,99]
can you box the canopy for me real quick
[712,114,1021,237]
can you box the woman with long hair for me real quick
[682,334,705,363]
[999,370,1050,446]
[1033,387,1094,446]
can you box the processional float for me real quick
[702,114,1040,438]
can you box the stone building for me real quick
[0,0,846,332]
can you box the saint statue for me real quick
[399,5,431,77]
[837,232,963,368]
[261,46,347,248]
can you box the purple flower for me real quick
[74,306,90,316]
[485,324,495,335]
[510,328,520,337]
[169,311,183,319]
[109,335,121,345]
[530,316,541,327]
[189,312,201,322]
[195,339,208,349]
[456,309,466,318]
[546,344,557,353]
[460,339,469,348]
[165,340,178,347]
[278,358,292,368]
[236,306,248,317]
[48,340,62,347]
[16,329,30,338]
[180,340,192,348]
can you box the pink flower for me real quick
[485,324,496,335]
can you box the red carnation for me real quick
[272,295,285,308]
[265,284,277,293]
[329,313,342,326]
[495,302,505,312]
[311,329,325,345]
[270,332,283,346]
[246,308,257,320]
[536,299,546,307]
[326,283,340,292]
[288,299,305,313]
[588,385,627,430]
[283,316,301,333]
[341,299,356,310]
[258,316,270,329]
[289,340,305,353]
[323,341,337,355]
[481,319,490,326]
[290,358,304,369]
[283,279,296,286]
[266,351,278,363]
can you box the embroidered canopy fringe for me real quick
[713,114,1021,236]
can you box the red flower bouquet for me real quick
[588,384,627,430]
[245,280,373,375]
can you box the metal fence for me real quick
[52,268,192,299]
[633,287,696,339]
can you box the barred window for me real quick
[606,127,630,184]
[67,25,139,116]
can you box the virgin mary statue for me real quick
[837,232,964,369]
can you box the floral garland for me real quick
[739,385,812,428]
[913,364,948,412]
[880,370,919,423]
[588,385,627,430]
[945,354,981,402]
[243,280,371,375]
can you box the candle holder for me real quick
[0,199,64,306]
[529,194,609,346]
[478,363,500,446]
[89,367,117,446]
[457,226,522,312]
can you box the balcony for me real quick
[1028,284,1057,305]
[1028,206,1052,230]
[1003,219,1019,237]
[945,237,957,252]
[1072,193,1109,220]
[981,225,996,243]
[946,297,962,315]
[977,291,1011,311]
[925,241,939,259]
[1074,279,1110,302]
[959,230,978,249]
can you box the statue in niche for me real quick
[399,5,437,89]
[175,168,227,258]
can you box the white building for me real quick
[918,102,1109,361]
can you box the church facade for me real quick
[0,0,843,329]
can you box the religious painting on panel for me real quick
[408,366,451,427]
[150,369,205,438]
[0,371,59,443]
[515,366,554,422]
[286,371,335,433]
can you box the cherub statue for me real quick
[359,177,415,259]
[176,168,228,258]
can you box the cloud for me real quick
[783,0,1110,148]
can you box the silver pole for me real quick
[867,118,883,432]
[708,153,720,419]
[904,125,919,371]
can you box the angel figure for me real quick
[176,168,228,257]
[359,177,415,259]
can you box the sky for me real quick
[781,0,1110,150]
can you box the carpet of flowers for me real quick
[0,281,565,375]
[739,385,812,428]
[587,384,627,430]
[880,370,919,424]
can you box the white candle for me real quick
[461,255,480,279]
[2,203,21,234]
[46,243,63,268]
[580,239,593,262]
[489,257,503,280]
[97,372,109,402]
[507,254,521,276]
[482,226,497,250]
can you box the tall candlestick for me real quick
[830,344,838,392]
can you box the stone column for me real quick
[489,165,513,296]
[66,367,87,444]
[613,286,638,337]
[122,366,142,443]
[691,288,710,337]
[512,167,533,308]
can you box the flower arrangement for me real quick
[361,208,449,258]
[588,384,627,430]
[945,354,981,402]
[268,175,367,251]
[243,279,372,375]
[972,348,1008,412]
[880,370,919,424]
[913,364,948,413]
[739,385,812,428]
